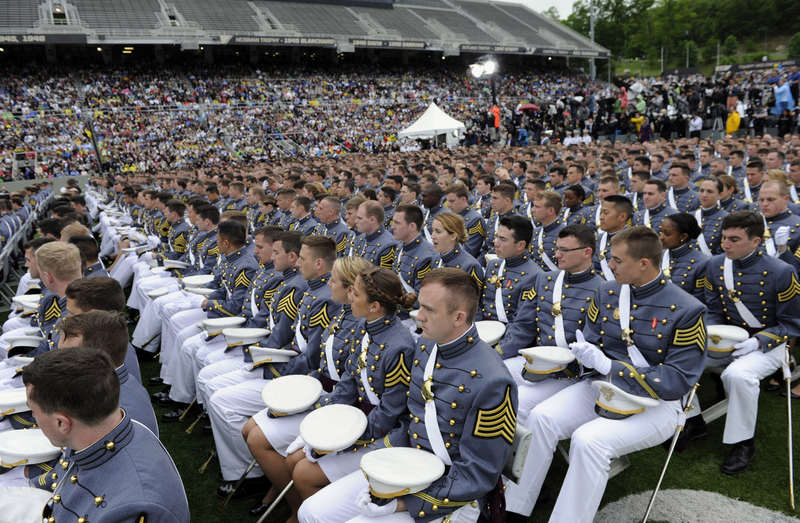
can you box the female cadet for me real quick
[659,213,711,299]
[429,211,484,289]
[242,256,371,517]
[286,267,417,509]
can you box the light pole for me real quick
[589,0,595,78]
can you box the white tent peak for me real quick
[398,102,465,140]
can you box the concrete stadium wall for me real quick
[2,175,91,194]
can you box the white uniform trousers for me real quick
[130,287,185,350]
[692,345,784,444]
[504,379,679,521]
[207,373,268,480]
[196,353,245,407]
[505,356,573,425]
[109,252,137,288]
[162,320,205,382]
[132,272,176,310]
[159,302,205,366]
[168,331,222,404]
[298,471,481,523]
[128,262,158,310]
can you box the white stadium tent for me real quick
[398,103,466,148]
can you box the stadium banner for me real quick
[714,58,800,73]
[0,34,87,45]
[461,44,528,54]
[662,67,700,76]
[534,47,609,58]
[229,36,337,46]
[349,38,427,49]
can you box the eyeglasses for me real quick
[555,246,585,254]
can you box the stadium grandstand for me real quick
[0,0,607,58]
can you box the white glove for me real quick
[733,337,759,358]
[569,341,595,361]
[303,445,322,463]
[575,344,613,375]
[286,435,305,456]
[774,226,790,247]
[355,487,398,517]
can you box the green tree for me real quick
[702,36,720,61]
[723,35,739,56]
[685,41,699,66]
[789,32,800,59]
[542,6,560,20]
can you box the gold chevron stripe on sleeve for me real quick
[208,245,219,256]
[263,284,280,306]
[276,289,299,320]
[470,267,484,290]
[379,248,395,269]
[336,236,347,254]
[473,386,516,445]
[235,270,251,288]
[521,285,537,302]
[587,297,599,323]
[468,220,486,237]
[44,298,62,322]
[672,315,706,349]
[309,304,331,329]
[416,260,432,280]
[778,273,800,302]
[384,352,411,388]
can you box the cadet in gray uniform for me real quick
[317,196,353,257]
[659,214,711,300]
[530,190,565,272]
[505,226,707,523]
[482,215,540,323]
[352,200,398,270]
[24,347,189,523]
[497,224,604,421]
[298,268,518,523]
[666,163,701,212]
[696,211,800,474]
[444,183,486,259]
[632,179,678,236]
[430,212,484,294]
[694,177,728,255]
[392,205,435,296]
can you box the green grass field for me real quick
[138,353,799,523]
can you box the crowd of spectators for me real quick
[0,59,796,176]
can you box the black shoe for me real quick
[150,386,171,403]
[720,442,756,475]
[662,416,708,453]
[147,376,164,387]
[215,476,271,501]
[250,500,273,517]
[202,424,213,435]
[780,390,800,399]
[157,396,179,408]
[766,381,782,392]
[161,402,196,423]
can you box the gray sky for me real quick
[511,0,574,19]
